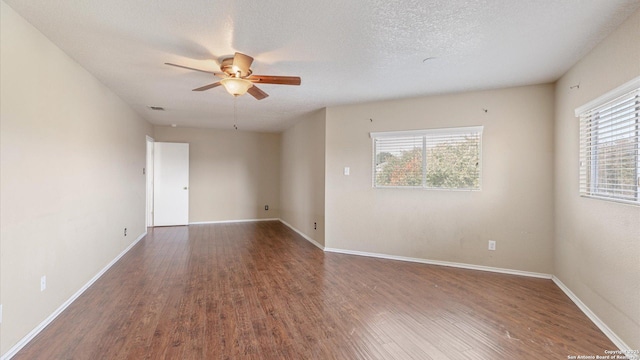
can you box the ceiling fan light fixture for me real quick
[167,52,300,100]
[221,78,253,97]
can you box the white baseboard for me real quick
[552,277,637,359]
[275,219,550,279]
[278,219,324,250]
[189,218,279,225]
[323,247,552,279]
[1,231,147,360]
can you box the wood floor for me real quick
[14,221,616,359]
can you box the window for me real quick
[371,126,482,190]
[576,76,640,205]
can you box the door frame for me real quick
[145,135,154,228]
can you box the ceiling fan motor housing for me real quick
[220,57,252,78]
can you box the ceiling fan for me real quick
[165,52,301,100]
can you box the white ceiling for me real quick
[5,0,640,132]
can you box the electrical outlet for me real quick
[40,276,46,291]
[488,240,496,251]
[265,205,269,211]
[124,227,127,236]
[344,167,350,175]
[314,222,317,230]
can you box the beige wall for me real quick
[153,126,281,223]
[280,109,326,246]
[324,84,556,273]
[554,9,640,349]
[0,1,153,355]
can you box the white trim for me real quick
[574,75,640,116]
[323,247,552,279]
[278,219,324,250]
[278,221,551,280]
[188,218,279,225]
[145,135,155,228]
[370,125,483,139]
[552,277,637,359]
[1,231,147,360]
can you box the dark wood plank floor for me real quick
[14,221,616,359]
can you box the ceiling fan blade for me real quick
[192,82,222,91]
[232,52,254,77]
[165,63,225,77]
[248,75,301,86]
[247,85,269,100]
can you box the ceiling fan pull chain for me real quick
[233,97,238,130]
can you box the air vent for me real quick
[148,106,165,111]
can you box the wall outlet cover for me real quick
[488,240,496,251]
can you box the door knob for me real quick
[183,187,188,190]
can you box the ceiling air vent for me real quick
[148,106,165,111]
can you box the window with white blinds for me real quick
[371,126,482,190]
[576,77,640,205]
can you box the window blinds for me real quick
[371,126,482,189]
[578,88,640,204]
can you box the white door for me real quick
[153,142,189,226]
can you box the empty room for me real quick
[1,0,639,359]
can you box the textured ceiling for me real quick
[4,0,640,132]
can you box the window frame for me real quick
[575,75,640,206]
[370,125,483,191]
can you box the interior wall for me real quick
[0,2,153,355]
[153,126,281,223]
[279,109,326,246]
[324,84,555,273]
[554,8,640,349]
